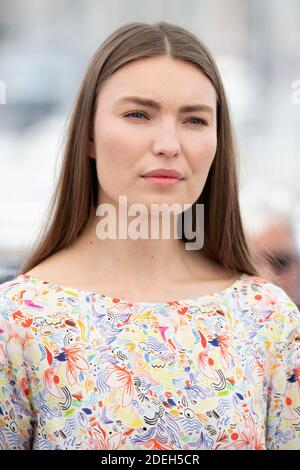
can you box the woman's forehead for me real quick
[98,59,217,110]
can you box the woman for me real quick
[0,21,299,450]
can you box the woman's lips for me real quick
[141,176,182,187]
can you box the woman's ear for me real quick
[88,139,95,159]
[88,120,96,158]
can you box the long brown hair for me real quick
[18,21,259,277]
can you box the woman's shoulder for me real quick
[0,273,30,304]
[0,274,37,341]
[0,249,73,303]
[0,271,72,327]
[0,272,42,297]
[239,273,299,310]
[238,273,300,340]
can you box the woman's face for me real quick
[89,56,217,211]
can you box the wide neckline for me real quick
[16,272,248,306]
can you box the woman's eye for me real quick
[125,111,148,120]
[187,118,208,126]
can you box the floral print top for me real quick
[0,272,299,450]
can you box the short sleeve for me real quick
[0,311,36,450]
[265,293,300,450]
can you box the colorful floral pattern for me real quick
[0,273,299,450]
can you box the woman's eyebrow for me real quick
[116,96,214,114]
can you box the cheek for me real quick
[94,121,142,195]
[184,132,217,202]
[95,122,133,173]
[191,131,217,173]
